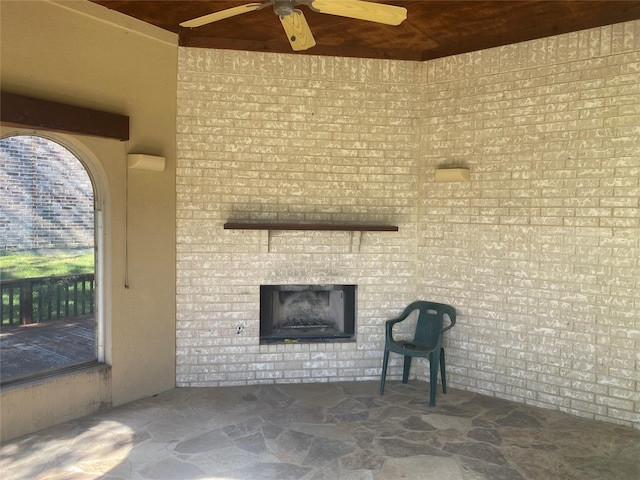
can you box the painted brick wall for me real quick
[418,22,640,427]
[0,136,94,252]
[176,50,422,387]
[177,21,639,428]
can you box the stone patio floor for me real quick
[1,381,638,479]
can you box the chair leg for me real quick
[402,355,412,384]
[440,348,446,394]
[379,349,390,395]
[429,353,440,407]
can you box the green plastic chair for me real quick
[379,301,456,406]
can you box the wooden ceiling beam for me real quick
[1,92,129,141]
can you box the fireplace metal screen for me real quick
[260,285,356,343]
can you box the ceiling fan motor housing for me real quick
[274,0,295,17]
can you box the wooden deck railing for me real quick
[1,274,95,326]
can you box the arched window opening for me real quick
[0,135,99,384]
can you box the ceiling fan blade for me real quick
[180,2,268,28]
[280,9,316,51]
[307,0,407,26]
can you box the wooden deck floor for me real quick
[0,315,95,384]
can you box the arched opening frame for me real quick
[1,128,112,368]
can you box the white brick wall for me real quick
[177,21,640,428]
[418,21,640,428]
[176,50,422,389]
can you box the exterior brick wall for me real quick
[0,136,94,252]
[419,22,640,427]
[177,21,639,428]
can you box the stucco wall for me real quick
[176,22,639,428]
[0,0,177,441]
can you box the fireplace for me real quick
[260,285,357,343]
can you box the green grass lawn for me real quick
[0,253,94,280]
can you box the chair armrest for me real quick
[385,316,405,340]
[441,311,456,333]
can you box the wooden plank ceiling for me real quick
[92,1,640,60]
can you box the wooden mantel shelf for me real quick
[224,222,398,232]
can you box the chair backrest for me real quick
[403,301,456,345]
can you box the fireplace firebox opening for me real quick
[260,285,356,344]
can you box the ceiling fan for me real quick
[179,0,407,51]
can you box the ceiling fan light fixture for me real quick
[274,0,295,17]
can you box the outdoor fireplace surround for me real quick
[260,284,357,343]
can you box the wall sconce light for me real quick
[434,167,470,182]
[127,153,165,172]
